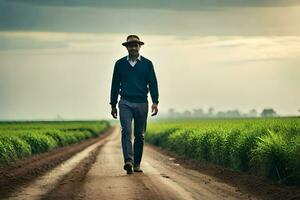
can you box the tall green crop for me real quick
[0,120,110,165]
[146,117,300,185]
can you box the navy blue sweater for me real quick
[110,55,159,108]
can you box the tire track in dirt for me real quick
[46,126,251,200]
[77,126,193,200]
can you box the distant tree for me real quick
[183,110,192,118]
[232,109,241,117]
[261,108,277,117]
[226,109,241,118]
[208,107,214,117]
[174,111,181,118]
[248,109,258,117]
[216,111,226,118]
[193,108,204,118]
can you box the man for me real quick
[109,35,159,175]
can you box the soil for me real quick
[1,125,299,200]
[0,126,114,198]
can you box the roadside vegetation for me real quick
[0,121,110,166]
[146,117,300,185]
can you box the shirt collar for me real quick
[127,54,141,61]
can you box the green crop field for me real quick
[146,117,300,185]
[0,120,110,166]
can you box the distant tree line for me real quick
[158,107,279,119]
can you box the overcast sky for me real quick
[0,0,299,120]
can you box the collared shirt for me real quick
[126,54,141,67]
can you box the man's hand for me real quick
[111,107,118,119]
[151,103,158,116]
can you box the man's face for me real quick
[126,43,140,56]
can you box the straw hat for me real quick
[122,35,144,46]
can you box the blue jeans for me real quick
[118,99,148,165]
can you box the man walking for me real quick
[109,35,159,175]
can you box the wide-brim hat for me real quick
[122,35,144,46]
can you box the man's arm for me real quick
[148,61,159,105]
[110,61,121,108]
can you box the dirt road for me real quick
[1,126,298,200]
[43,126,252,200]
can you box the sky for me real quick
[0,0,300,120]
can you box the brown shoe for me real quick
[123,161,133,174]
[133,164,143,173]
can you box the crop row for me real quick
[146,118,300,185]
[0,121,110,165]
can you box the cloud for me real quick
[1,1,300,36]
[5,0,300,9]
[215,36,300,63]
[1,32,300,64]
[0,36,68,51]
[168,35,300,63]
[202,40,245,48]
[0,32,124,53]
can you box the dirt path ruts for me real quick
[44,126,254,200]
